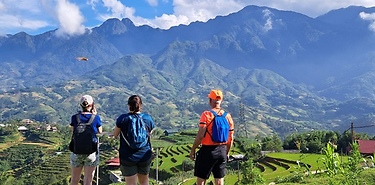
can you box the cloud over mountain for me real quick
[359,12,375,31]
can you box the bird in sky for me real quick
[76,57,88,61]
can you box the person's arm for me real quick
[70,115,75,132]
[146,114,155,136]
[189,125,206,161]
[226,131,234,155]
[96,115,103,134]
[91,104,97,114]
[113,126,121,138]
[113,115,124,138]
[226,114,235,156]
[97,126,103,134]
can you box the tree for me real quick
[151,127,164,139]
[0,161,10,172]
[0,125,17,136]
[240,157,264,185]
[261,134,283,152]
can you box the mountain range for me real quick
[1,5,375,137]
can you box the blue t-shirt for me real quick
[116,113,155,162]
[70,113,102,143]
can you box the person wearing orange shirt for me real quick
[189,89,235,185]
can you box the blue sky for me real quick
[1,0,375,36]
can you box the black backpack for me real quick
[69,113,97,154]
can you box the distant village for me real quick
[0,119,58,133]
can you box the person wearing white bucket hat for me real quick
[69,94,102,185]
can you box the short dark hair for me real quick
[128,95,142,112]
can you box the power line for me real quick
[344,123,375,143]
[353,124,375,129]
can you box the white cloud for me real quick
[138,0,375,30]
[249,0,375,18]
[262,9,273,32]
[55,0,86,37]
[92,0,375,30]
[359,12,375,20]
[99,0,135,20]
[0,15,49,31]
[87,0,100,10]
[359,12,375,32]
[139,0,245,29]
[143,14,190,29]
[0,0,50,35]
[0,1,5,11]
[147,0,158,7]
[173,0,244,22]
[1,0,375,34]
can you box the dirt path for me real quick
[0,134,25,151]
[22,142,53,147]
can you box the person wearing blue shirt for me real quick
[114,95,155,185]
[69,95,102,185]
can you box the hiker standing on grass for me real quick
[69,95,103,185]
[113,95,155,185]
[190,89,235,185]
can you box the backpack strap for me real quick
[205,110,218,140]
[120,130,131,148]
[75,113,96,125]
[210,110,218,117]
[86,114,96,125]
[120,114,132,147]
[207,110,226,127]
[76,114,80,124]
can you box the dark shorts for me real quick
[194,145,227,179]
[120,158,152,176]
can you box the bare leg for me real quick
[138,173,149,185]
[125,174,138,185]
[83,165,96,185]
[70,166,83,185]
[196,177,206,185]
[214,178,224,185]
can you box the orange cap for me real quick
[208,90,223,101]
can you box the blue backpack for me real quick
[120,113,149,150]
[208,110,230,143]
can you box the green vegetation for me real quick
[1,122,375,185]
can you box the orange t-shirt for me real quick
[199,109,234,146]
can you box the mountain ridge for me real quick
[1,5,375,137]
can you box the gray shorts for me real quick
[70,152,99,167]
[120,159,151,176]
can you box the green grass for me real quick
[182,152,336,184]
[150,139,176,148]
[266,152,325,171]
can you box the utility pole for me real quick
[239,99,247,137]
[181,161,184,183]
[237,160,240,182]
[97,136,99,185]
[351,122,354,143]
[156,147,159,184]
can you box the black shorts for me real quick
[120,158,151,176]
[194,145,227,179]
